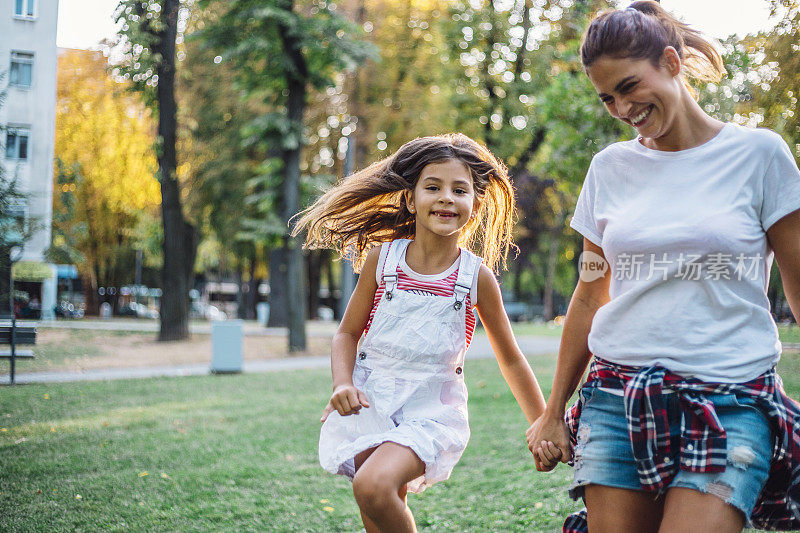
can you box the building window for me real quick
[14,0,36,18]
[10,52,34,88]
[5,203,28,245]
[5,129,30,161]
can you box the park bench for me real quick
[0,317,36,384]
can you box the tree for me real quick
[0,178,33,317]
[114,0,197,341]
[179,1,271,319]
[752,0,800,159]
[199,0,374,350]
[434,0,620,308]
[49,49,161,315]
[1,79,39,317]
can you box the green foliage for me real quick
[0,177,32,249]
[197,0,375,145]
[192,0,375,253]
[0,84,37,250]
[113,0,193,109]
[753,0,800,161]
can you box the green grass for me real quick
[509,322,565,337]
[779,324,800,344]
[19,329,136,372]
[512,322,800,343]
[1,353,799,531]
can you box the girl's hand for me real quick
[320,402,335,423]
[323,384,370,421]
[526,413,572,472]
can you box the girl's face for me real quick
[406,159,478,238]
[586,48,683,141]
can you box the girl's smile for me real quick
[407,159,477,238]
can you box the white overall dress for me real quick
[319,239,481,493]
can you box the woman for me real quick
[526,2,800,532]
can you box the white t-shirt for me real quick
[570,123,800,382]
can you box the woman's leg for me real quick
[659,487,744,533]
[584,485,664,533]
[352,442,425,533]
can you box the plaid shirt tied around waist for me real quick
[562,357,800,532]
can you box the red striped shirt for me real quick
[364,265,476,347]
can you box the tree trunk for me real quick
[278,1,308,351]
[157,0,196,341]
[513,254,525,301]
[236,266,246,319]
[267,248,288,327]
[307,250,323,320]
[245,263,258,320]
[0,245,11,317]
[543,231,560,321]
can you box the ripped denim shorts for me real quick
[568,387,773,520]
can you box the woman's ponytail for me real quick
[580,1,725,85]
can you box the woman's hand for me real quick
[320,384,370,422]
[526,412,572,471]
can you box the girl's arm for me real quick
[475,264,546,425]
[768,209,800,323]
[525,238,611,471]
[322,247,380,421]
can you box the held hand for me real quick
[526,413,572,472]
[328,384,370,418]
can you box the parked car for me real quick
[54,301,83,319]
[190,301,227,321]
[118,302,159,319]
[503,301,533,322]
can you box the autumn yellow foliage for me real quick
[53,49,161,306]
[55,49,160,213]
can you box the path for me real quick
[8,333,561,384]
[37,318,338,337]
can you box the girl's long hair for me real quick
[292,133,516,273]
[580,1,725,87]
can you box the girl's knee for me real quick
[353,469,397,511]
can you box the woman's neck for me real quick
[405,232,461,275]
[642,89,724,152]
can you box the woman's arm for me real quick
[475,264,546,424]
[526,238,611,470]
[767,209,800,324]
[322,247,381,420]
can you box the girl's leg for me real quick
[352,442,425,533]
[354,447,380,533]
[658,487,744,533]
[584,485,664,533]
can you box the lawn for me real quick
[2,327,330,375]
[3,352,800,532]
[511,322,800,343]
[0,353,566,532]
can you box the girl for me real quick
[527,2,800,532]
[293,133,547,531]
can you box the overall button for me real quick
[455,367,462,375]
[359,352,367,360]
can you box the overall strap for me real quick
[453,249,480,310]
[381,239,411,300]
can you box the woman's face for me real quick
[586,49,683,141]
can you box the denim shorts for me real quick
[569,386,773,520]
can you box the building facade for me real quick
[1,0,59,318]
